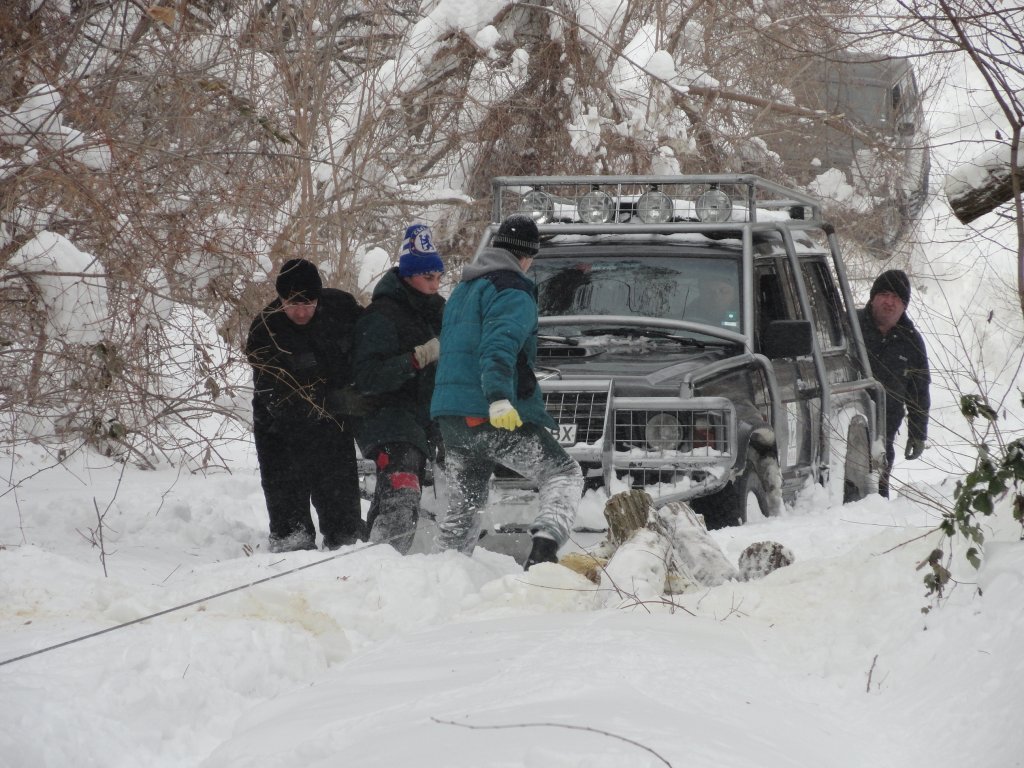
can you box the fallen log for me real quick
[655,500,738,587]
[944,140,1023,225]
[562,489,792,599]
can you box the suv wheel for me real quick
[842,421,873,502]
[692,459,772,530]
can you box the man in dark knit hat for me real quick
[246,258,366,552]
[431,215,583,570]
[858,269,930,498]
[352,224,446,554]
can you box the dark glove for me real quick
[904,436,925,461]
[325,387,372,418]
[430,433,445,470]
[425,422,445,482]
[252,390,283,433]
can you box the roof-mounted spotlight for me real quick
[577,187,615,223]
[636,187,674,223]
[695,187,732,223]
[519,189,554,223]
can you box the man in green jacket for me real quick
[353,224,446,553]
[430,215,583,570]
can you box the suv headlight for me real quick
[645,413,683,451]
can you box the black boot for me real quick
[268,530,316,553]
[524,536,560,570]
[323,520,368,550]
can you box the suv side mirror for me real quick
[762,320,814,359]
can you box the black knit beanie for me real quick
[492,215,540,258]
[275,258,322,302]
[870,269,911,306]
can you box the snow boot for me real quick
[524,536,560,570]
[323,520,367,551]
[268,530,316,553]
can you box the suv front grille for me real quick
[543,390,607,445]
[614,409,729,454]
[541,391,730,456]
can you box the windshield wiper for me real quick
[538,334,580,346]
[580,327,706,349]
[636,330,707,349]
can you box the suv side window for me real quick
[754,260,793,353]
[893,72,920,136]
[801,260,845,352]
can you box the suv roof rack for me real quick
[491,174,824,232]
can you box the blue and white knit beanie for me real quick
[398,224,445,277]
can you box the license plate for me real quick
[551,423,577,445]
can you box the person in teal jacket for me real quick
[430,215,583,569]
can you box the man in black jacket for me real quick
[352,224,445,553]
[858,269,930,498]
[246,258,365,552]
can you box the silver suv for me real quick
[485,175,885,529]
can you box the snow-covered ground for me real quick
[1,437,1022,768]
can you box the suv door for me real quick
[754,258,822,494]
[801,258,867,383]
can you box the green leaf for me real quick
[1013,495,1024,524]
[960,394,998,422]
[966,547,981,569]
[974,494,993,515]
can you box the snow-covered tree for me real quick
[1,0,937,460]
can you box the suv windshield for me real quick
[531,254,741,330]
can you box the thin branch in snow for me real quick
[431,717,674,767]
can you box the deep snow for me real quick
[2,436,1022,768]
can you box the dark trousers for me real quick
[878,413,904,499]
[366,443,426,554]
[254,419,363,548]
